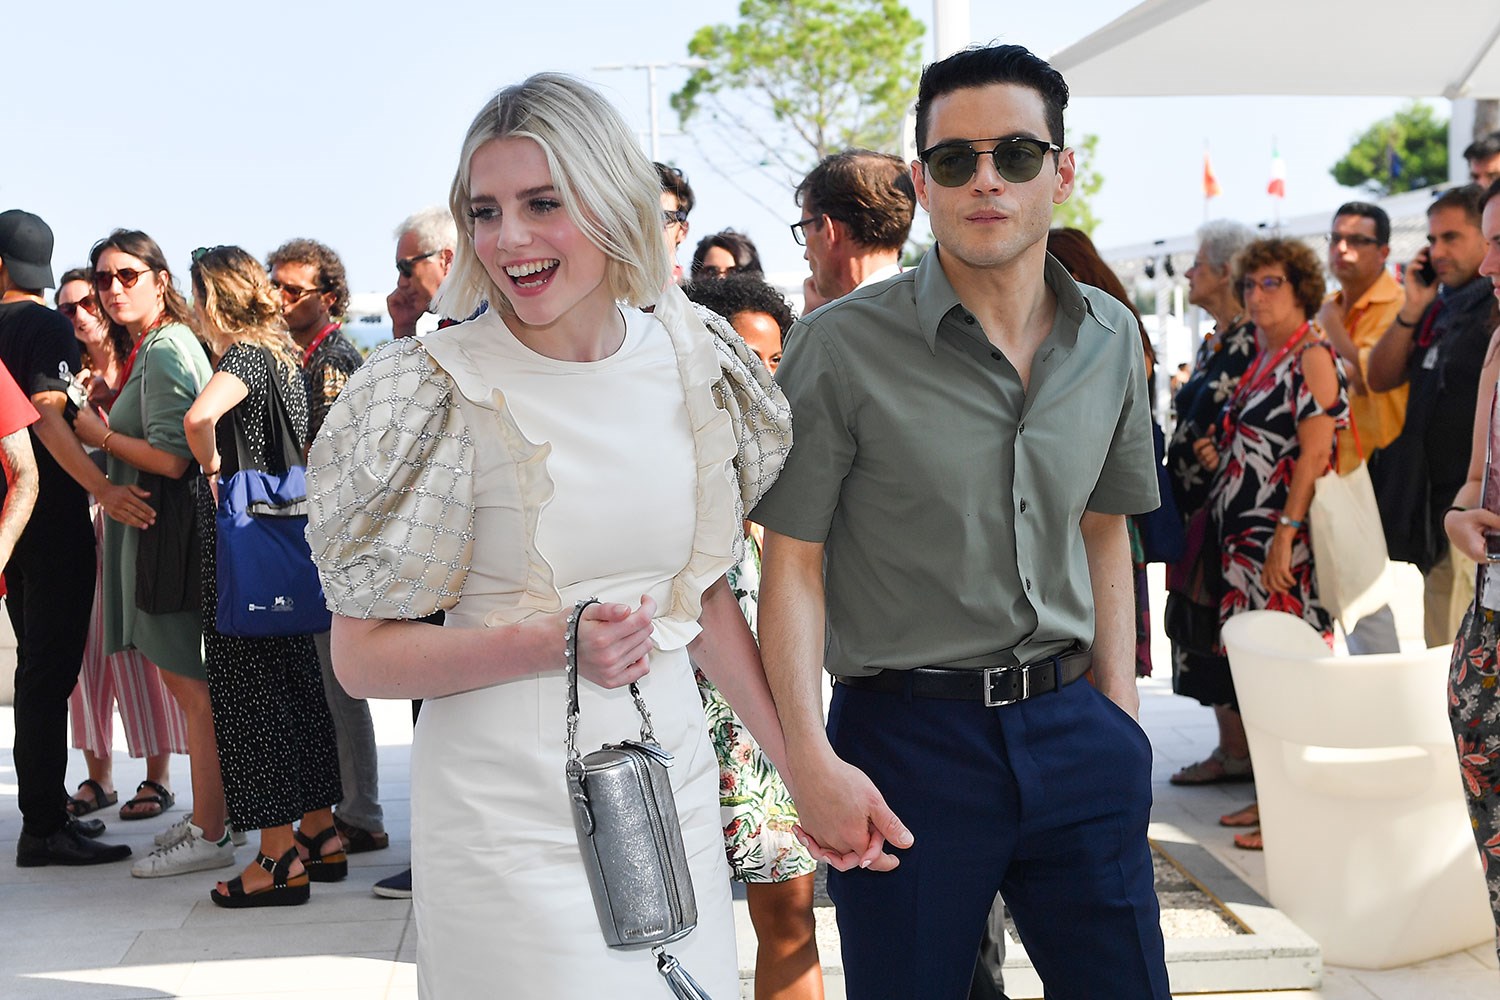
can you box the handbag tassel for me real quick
[655,948,714,1000]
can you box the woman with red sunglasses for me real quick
[69,230,231,877]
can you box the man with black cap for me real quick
[0,209,132,866]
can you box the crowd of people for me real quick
[4,38,1500,1000]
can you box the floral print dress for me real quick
[694,534,817,883]
[1450,374,1500,959]
[1209,333,1348,646]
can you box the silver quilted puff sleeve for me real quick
[306,338,476,620]
[690,303,794,517]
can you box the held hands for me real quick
[788,748,913,873]
[1193,436,1220,472]
[1445,507,1500,564]
[574,595,658,688]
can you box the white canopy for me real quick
[1050,0,1500,99]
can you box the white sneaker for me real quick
[156,815,247,848]
[132,822,237,878]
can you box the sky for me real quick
[1,1,1429,303]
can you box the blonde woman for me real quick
[308,75,793,997]
[183,246,341,907]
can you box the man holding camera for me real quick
[1369,184,1497,647]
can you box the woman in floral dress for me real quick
[1441,179,1500,962]
[1166,220,1259,787]
[1193,237,1349,849]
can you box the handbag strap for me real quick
[224,347,304,478]
[564,597,657,765]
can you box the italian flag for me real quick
[1267,145,1286,198]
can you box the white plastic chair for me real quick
[1222,610,1493,968]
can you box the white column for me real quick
[932,0,971,59]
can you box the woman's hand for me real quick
[98,480,155,529]
[86,375,116,411]
[575,595,658,689]
[1193,436,1220,472]
[1262,526,1297,594]
[1446,507,1500,564]
[72,406,108,448]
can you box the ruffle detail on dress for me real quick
[423,316,563,626]
[306,338,476,620]
[652,286,741,649]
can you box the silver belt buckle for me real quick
[983,665,1030,707]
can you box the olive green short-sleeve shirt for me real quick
[751,249,1158,677]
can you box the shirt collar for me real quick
[855,262,903,290]
[1338,268,1402,312]
[913,246,1089,354]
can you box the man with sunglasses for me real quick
[0,209,134,867]
[754,45,1168,999]
[656,162,695,285]
[792,150,914,310]
[1313,203,1406,654]
[386,207,456,339]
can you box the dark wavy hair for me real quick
[265,238,351,317]
[683,272,795,339]
[57,266,132,367]
[87,229,196,343]
[916,43,1068,151]
[1231,237,1326,319]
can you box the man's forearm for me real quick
[0,430,38,566]
[758,531,833,763]
[1080,511,1138,716]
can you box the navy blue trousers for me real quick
[826,674,1170,1000]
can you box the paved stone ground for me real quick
[2,563,1498,998]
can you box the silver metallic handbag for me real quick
[564,598,714,999]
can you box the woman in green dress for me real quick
[71,230,234,878]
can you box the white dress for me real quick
[407,307,740,998]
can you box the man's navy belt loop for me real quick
[834,648,1092,706]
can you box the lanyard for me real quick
[115,327,152,392]
[300,323,339,367]
[1220,322,1310,442]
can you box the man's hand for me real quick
[1401,248,1439,318]
[98,480,154,529]
[788,746,912,872]
[386,287,425,339]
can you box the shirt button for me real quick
[1018,423,1026,434]
[965,315,976,325]
[991,351,1003,361]
[1019,499,1028,513]
[1025,578,1033,592]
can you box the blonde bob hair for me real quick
[190,246,300,370]
[435,73,670,320]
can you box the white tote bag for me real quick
[1310,456,1391,632]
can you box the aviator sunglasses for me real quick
[919,136,1062,188]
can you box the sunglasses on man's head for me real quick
[93,268,150,291]
[58,295,98,319]
[918,136,1062,188]
[396,249,440,278]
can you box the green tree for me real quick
[1053,133,1102,235]
[1330,102,1448,196]
[671,0,924,177]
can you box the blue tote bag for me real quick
[214,349,331,638]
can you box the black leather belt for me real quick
[836,649,1092,707]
